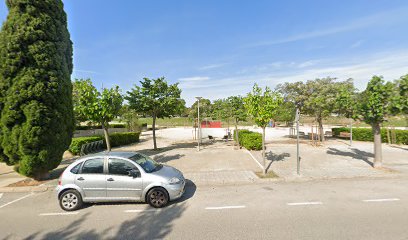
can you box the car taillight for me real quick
[58,173,63,186]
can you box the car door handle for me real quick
[77,177,84,181]
[107,178,114,181]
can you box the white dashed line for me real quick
[0,193,3,199]
[363,198,400,202]
[0,192,34,209]
[39,212,79,216]
[205,205,246,210]
[287,201,323,206]
[124,209,160,213]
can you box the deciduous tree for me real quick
[126,77,184,150]
[244,84,283,174]
[73,79,123,151]
[354,76,394,168]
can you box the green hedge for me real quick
[75,124,126,130]
[68,132,141,155]
[234,129,262,150]
[69,136,103,155]
[332,127,408,145]
[109,132,140,148]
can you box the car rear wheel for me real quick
[59,190,83,211]
[147,188,169,208]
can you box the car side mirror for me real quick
[128,169,140,178]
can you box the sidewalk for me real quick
[249,139,408,181]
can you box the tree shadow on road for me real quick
[265,151,290,172]
[22,181,196,240]
[23,212,105,240]
[153,154,185,163]
[136,142,197,156]
[326,147,374,167]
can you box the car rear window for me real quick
[70,162,83,174]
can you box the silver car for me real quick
[56,151,186,211]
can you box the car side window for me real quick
[81,158,104,174]
[108,158,137,176]
[70,162,83,174]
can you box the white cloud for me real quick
[245,7,407,47]
[178,76,210,82]
[351,40,364,48]
[198,63,227,70]
[180,49,408,101]
[297,60,317,68]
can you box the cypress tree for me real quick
[0,0,74,179]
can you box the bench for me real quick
[339,132,351,138]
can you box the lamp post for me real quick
[196,97,202,151]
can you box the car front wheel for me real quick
[59,189,83,211]
[147,188,169,208]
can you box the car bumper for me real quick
[167,179,186,201]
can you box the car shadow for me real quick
[326,147,374,167]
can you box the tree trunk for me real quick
[101,122,111,151]
[234,119,239,149]
[317,117,324,142]
[372,122,382,168]
[152,114,157,150]
[262,127,266,175]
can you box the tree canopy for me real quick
[126,77,184,149]
[73,79,123,151]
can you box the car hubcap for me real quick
[150,191,166,207]
[62,193,78,209]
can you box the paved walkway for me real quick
[249,138,408,180]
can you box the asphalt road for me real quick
[1,177,408,240]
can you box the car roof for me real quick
[79,151,138,160]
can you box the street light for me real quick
[196,97,202,151]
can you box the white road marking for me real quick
[0,192,34,209]
[39,212,79,216]
[205,205,246,210]
[287,201,323,206]
[245,150,264,171]
[363,198,400,202]
[0,193,3,199]
[124,209,160,213]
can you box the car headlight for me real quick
[168,177,181,185]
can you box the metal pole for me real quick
[350,119,353,146]
[197,99,200,151]
[296,108,300,175]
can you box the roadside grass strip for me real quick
[205,205,246,210]
[287,201,323,206]
[0,192,34,209]
[39,212,79,216]
[362,198,400,202]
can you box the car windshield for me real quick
[129,154,162,173]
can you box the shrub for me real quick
[108,132,141,147]
[233,129,262,150]
[332,127,408,145]
[68,132,141,155]
[69,136,103,155]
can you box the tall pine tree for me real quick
[0,0,73,179]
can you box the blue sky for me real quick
[1,0,408,106]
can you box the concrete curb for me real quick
[0,186,49,193]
